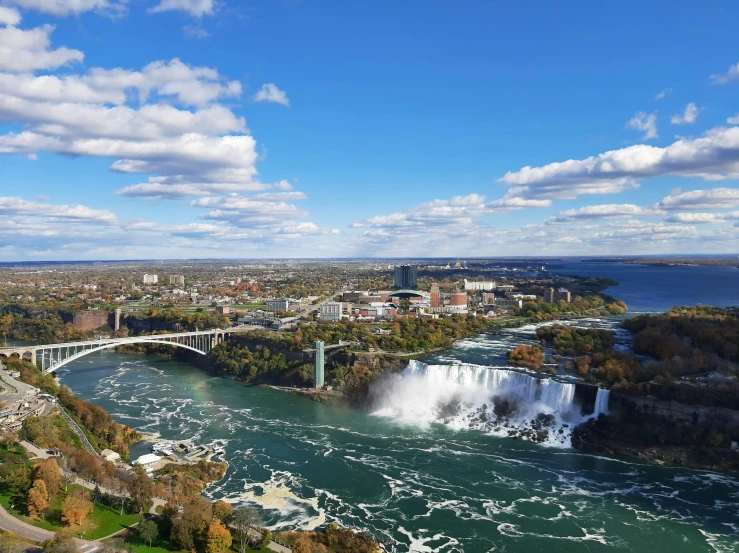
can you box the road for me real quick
[294,291,344,319]
[0,504,101,553]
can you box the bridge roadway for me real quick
[0,326,258,374]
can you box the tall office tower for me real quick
[313,341,325,388]
[430,283,441,307]
[393,265,418,289]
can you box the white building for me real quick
[143,274,158,284]
[320,302,344,322]
[101,449,121,463]
[464,279,495,291]
[266,299,290,312]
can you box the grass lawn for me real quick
[0,484,141,540]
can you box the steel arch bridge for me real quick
[0,327,254,373]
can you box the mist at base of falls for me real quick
[371,360,609,447]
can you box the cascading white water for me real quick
[593,388,610,417]
[372,360,583,447]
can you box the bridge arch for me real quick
[45,339,209,374]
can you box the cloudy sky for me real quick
[1,0,739,260]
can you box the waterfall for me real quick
[593,388,610,417]
[372,359,586,447]
[401,359,577,415]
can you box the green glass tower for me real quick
[313,340,325,388]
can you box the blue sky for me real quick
[1,0,739,260]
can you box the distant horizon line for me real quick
[1,253,738,266]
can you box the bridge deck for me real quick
[0,328,245,352]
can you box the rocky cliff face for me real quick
[573,391,739,473]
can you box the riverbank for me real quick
[49,351,739,552]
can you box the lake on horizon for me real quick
[554,259,739,313]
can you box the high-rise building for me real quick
[143,274,158,284]
[313,341,325,388]
[320,302,344,321]
[393,265,418,289]
[544,288,572,303]
[169,275,185,286]
[430,283,441,307]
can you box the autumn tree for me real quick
[170,496,212,551]
[32,458,61,496]
[27,479,49,519]
[126,471,154,513]
[62,489,93,526]
[212,500,233,523]
[205,520,232,553]
[43,531,77,553]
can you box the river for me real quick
[50,261,738,553]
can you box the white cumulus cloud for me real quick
[670,102,702,125]
[252,83,290,106]
[148,0,215,17]
[710,62,739,85]
[625,111,658,140]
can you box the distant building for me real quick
[320,302,344,322]
[450,290,468,306]
[393,265,418,289]
[101,449,121,463]
[482,292,496,305]
[544,288,572,303]
[430,283,441,308]
[169,275,185,286]
[143,274,158,284]
[494,297,523,309]
[464,279,495,291]
[266,299,290,312]
[216,306,230,314]
[133,453,161,467]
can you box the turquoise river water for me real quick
[46,261,739,552]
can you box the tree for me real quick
[43,531,77,553]
[138,519,159,548]
[212,500,233,523]
[32,458,61,495]
[27,479,49,519]
[125,472,154,514]
[170,496,212,551]
[6,464,31,499]
[292,534,314,553]
[62,489,93,526]
[57,457,76,492]
[232,506,261,553]
[205,520,232,553]
[259,529,272,549]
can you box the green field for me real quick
[0,484,141,540]
[116,519,272,553]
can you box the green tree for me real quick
[138,519,159,548]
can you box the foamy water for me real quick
[56,352,739,553]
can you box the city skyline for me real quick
[2,1,739,260]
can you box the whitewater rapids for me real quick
[372,360,609,447]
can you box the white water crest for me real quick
[594,388,610,417]
[373,360,586,447]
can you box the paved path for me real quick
[19,441,51,460]
[0,504,101,552]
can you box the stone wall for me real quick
[72,311,111,331]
